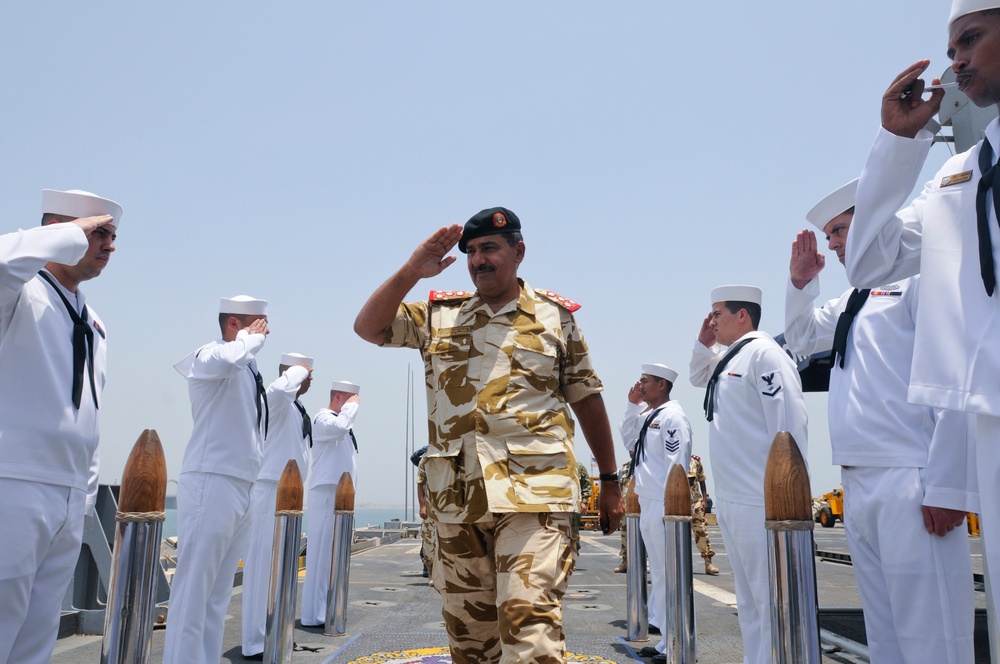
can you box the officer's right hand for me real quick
[881,59,944,139]
[697,313,716,348]
[405,224,463,279]
[71,215,115,235]
[790,229,825,289]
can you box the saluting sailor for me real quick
[353,206,623,663]
[301,378,361,627]
[0,189,121,664]
[241,352,314,658]
[619,363,692,663]
[164,295,270,664]
[843,0,1000,636]
[785,179,977,663]
[689,285,808,664]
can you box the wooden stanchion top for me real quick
[276,460,304,511]
[335,472,355,511]
[664,464,691,517]
[118,429,167,513]
[625,475,640,515]
[763,431,812,521]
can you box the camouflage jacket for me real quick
[689,455,706,501]
[384,281,603,523]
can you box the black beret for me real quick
[410,445,428,467]
[458,207,521,253]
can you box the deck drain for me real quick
[421,620,448,631]
[372,586,407,593]
[565,603,612,612]
[565,588,601,599]
[352,599,397,608]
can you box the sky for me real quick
[0,2,984,510]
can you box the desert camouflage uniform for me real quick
[417,455,438,584]
[689,455,715,562]
[616,460,631,571]
[384,281,603,664]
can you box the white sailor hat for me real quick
[710,285,762,305]
[805,179,858,231]
[42,189,123,228]
[219,295,268,316]
[331,380,360,395]
[280,352,314,366]
[950,0,1000,27]
[641,363,678,384]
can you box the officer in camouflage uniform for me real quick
[689,455,719,575]
[571,461,593,551]
[412,446,438,585]
[355,207,624,664]
[614,459,632,573]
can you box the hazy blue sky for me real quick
[0,2,972,508]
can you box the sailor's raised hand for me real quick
[882,60,945,139]
[790,229,825,290]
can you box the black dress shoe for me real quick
[647,623,661,634]
[650,654,667,664]
[637,646,659,657]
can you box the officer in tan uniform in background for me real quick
[689,455,719,575]
[355,207,623,664]
[614,458,632,573]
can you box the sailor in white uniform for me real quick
[301,379,361,626]
[0,189,120,664]
[785,180,977,663]
[241,352,313,658]
[164,295,269,664]
[619,363,692,661]
[689,285,808,664]
[843,0,1000,638]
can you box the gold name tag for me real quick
[941,170,973,187]
[438,326,472,337]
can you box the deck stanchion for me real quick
[625,475,649,642]
[765,431,820,663]
[101,430,167,664]
[263,460,304,663]
[324,472,355,636]
[663,463,695,663]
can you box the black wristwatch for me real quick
[598,472,619,483]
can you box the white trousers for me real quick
[241,479,279,655]
[162,472,253,664]
[0,480,85,664]
[841,466,974,663]
[977,415,1000,651]
[638,494,667,654]
[716,498,770,664]
[301,483,336,626]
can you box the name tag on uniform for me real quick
[437,326,472,337]
[941,171,973,187]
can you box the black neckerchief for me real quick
[38,271,97,410]
[703,337,754,422]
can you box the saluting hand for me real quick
[246,317,269,336]
[697,312,716,348]
[627,381,643,405]
[881,60,945,139]
[790,229,825,290]
[71,215,115,235]
[404,224,464,279]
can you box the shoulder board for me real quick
[429,290,473,302]
[536,289,581,312]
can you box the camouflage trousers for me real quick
[420,519,438,582]
[692,499,714,560]
[618,515,628,565]
[435,512,576,664]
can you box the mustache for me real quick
[474,265,496,274]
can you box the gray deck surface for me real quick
[50,523,989,663]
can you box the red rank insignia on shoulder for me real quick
[538,289,581,311]
[429,290,472,301]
